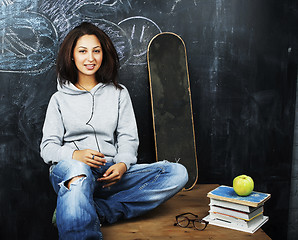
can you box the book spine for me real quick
[209,198,252,212]
[209,205,263,220]
[204,214,269,234]
[209,212,264,228]
[210,209,263,221]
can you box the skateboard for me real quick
[147,32,198,190]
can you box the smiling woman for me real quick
[73,35,103,90]
[40,22,188,240]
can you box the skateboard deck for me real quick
[147,32,198,190]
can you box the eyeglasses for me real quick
[174,212,208,231]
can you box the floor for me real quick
[101,184,271,240]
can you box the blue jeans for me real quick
[49,159,188,240]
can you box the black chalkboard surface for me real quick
[0,1,297,239]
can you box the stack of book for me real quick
[203,185,271,233]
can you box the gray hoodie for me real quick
[40,81,139,170]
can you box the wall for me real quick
[288,70,298,240]
[0,0,297,239]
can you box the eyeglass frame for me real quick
[174,212,208,231]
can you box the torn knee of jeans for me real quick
[60,174,87,189]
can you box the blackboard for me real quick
[0,1,297,239]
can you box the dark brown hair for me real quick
[56,22,121,88]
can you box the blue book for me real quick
[207,185,271,208]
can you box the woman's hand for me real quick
[98,162,127,188]
[72,149,106,168]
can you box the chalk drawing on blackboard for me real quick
[171,0,182,13]
[0,12,58,74]
[68,0,132,18]
[118,16,162,65]
[39,0,73,42]
[1,0,13,6]
[1,0,31,8]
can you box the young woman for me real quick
[40,22,188,240]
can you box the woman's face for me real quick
[73,34,103,81]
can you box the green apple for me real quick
[233,175,254,196]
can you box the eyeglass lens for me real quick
[177,216,189,227]
[193,219,207,230]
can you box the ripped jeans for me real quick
[49,159,188,240]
